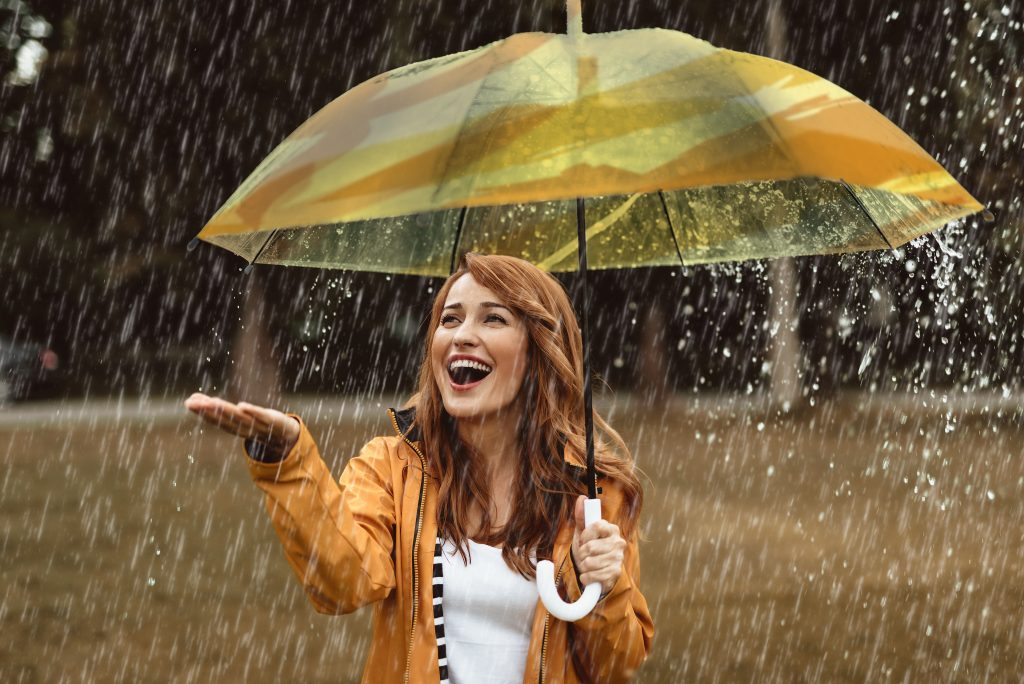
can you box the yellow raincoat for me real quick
[244,406,653,683]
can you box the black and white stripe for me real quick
[433,535,449,684]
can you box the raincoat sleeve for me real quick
[560,486,654,683]
[244,416,397,615]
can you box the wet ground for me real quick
[1,394,1022,682]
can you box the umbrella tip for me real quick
[982,208,996,224]
[243,263,254,275]
[187,237,200,252]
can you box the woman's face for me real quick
[430,274,530,421]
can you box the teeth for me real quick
[448,359,492,373]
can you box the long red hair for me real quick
[409,253,643,577]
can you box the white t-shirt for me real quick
[440,538,538,684]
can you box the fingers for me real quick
[572,516,621,558]
[579,567,620,591]
[236,401,271,420]
[202,402,261,439]
[573,495,586,533]
[579,519,621,546]
[236,402,276,431]
[185,395,265,440]
[576,536,626,566]
[185,395,299,456]
[577,548,625,590]
[573,517,626,592]
[183,392,213,412]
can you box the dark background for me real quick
[2,0,1021,403]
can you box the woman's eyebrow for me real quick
[442,301,512,312]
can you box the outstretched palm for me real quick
[184,393,299,458]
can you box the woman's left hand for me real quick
[570,494,626,596]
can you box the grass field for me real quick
[2,395,1022,682]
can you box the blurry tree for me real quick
[228,277,282,405]
[0,0,58,347]
[1,1,51,110]
[639,300,669,403]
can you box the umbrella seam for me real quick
[449,206,469,274]
[657,190,686,268]
[248,229,281,267]
[429,64,496,206]
[727,44,801,180]
[526,52,576,100]
[840,179,894,250]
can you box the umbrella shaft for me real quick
[567,0,584,37]
[576,197,597,499]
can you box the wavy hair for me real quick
[408,253,643,578]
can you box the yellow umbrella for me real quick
[191,0,984,621]
[193,1,982,275]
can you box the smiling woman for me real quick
[184,253,653,683]
[431,276,529,419]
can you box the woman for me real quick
[184,253,653,683]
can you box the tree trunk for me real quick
[228,276,283,407]
[639,299,668,405]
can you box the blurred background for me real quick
[1,0,1022,682]
[1,0,1021,404]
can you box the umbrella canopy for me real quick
[195,5,982,275]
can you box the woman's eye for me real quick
[440,314,460,326]
[486,314,507,324]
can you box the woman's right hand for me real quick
[184,392,300,459]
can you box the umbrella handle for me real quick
[536,498,602,621]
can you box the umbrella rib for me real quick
[430,72,494,205]
[245,229,280,272]
[657,190,686,268]
[840,180,894,251]
[449,206,469,274]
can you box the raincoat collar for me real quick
[390,405,421,442]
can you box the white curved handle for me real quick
[536,498,602,622]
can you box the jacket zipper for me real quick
[390,410,429,684]
[539,553,570,684]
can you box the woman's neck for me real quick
[456,407,521,486]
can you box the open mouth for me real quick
[447,359,493,388]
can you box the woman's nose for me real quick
[452,321,480,347]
